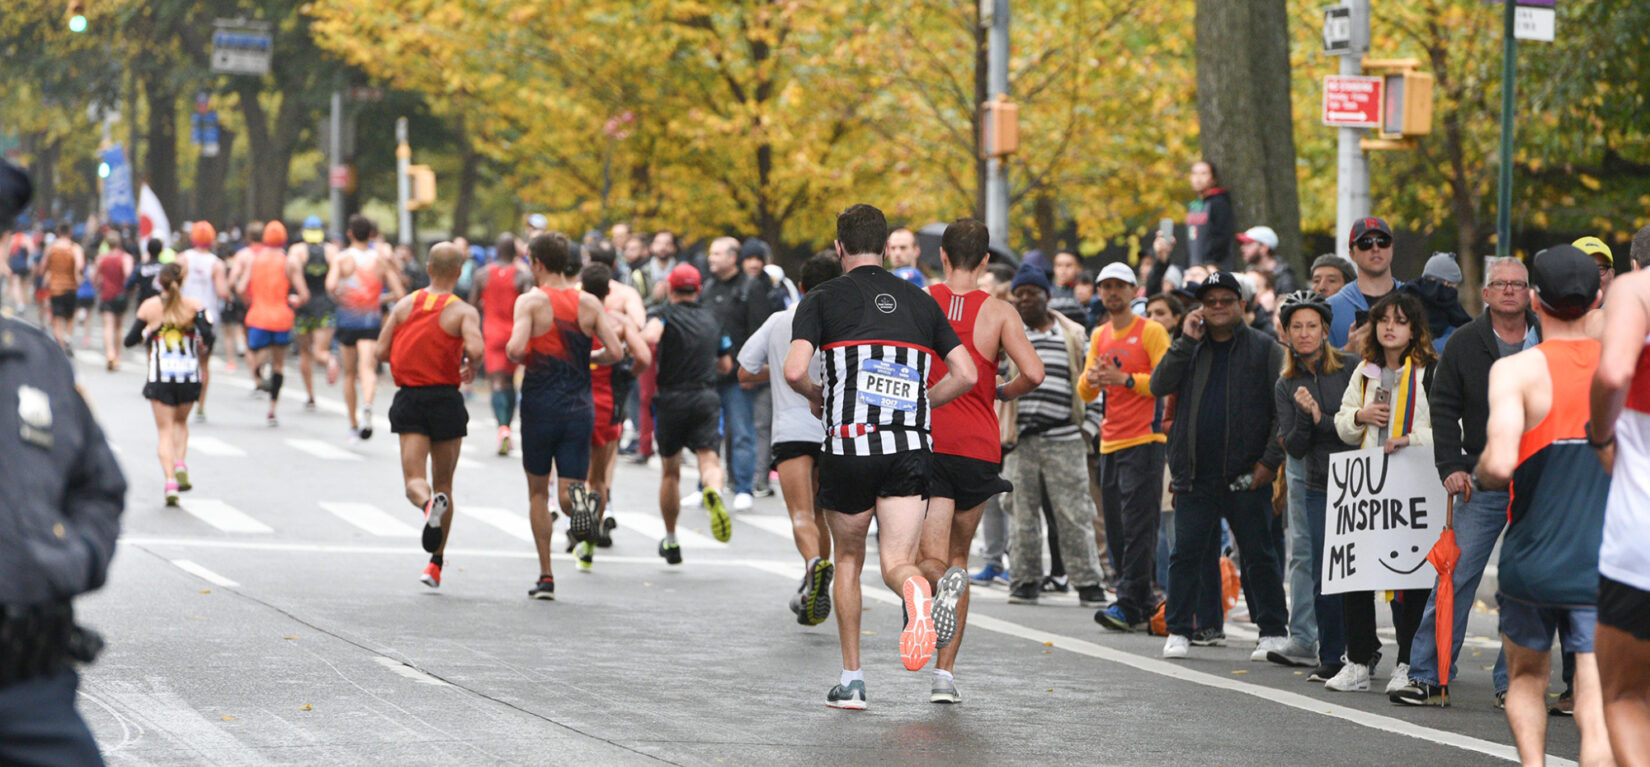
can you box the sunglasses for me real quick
[1354,235,1392,250]
[1201,296,1239,308]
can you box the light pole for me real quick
[984,0,1010,246]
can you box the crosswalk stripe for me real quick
[176,499,273,534]
[617,512,726,550]
[285,438,364,462]
[318,502,419,537]
[170,559,239,587]
[734,513,798,541]
[189,435,247,457]
[461,505,535,542]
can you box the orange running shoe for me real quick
[899,576,936,671]
[420,561,441,588]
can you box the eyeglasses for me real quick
[1599,264,1613,276]
[1487,280,1528,292]
[1201,296,1239,308]
[1354,235,1392,251]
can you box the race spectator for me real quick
[1327,217,1401,349]
[1239,225,1299,293]
[703,237,773,510]
[1573,236,1615,295]
[1310,253,1354,298]
[1184,161,1234,271]
[1399,252,1472,352]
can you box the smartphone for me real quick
[1354,310,1370,327]
[1158,218,1174,243]
[1375,387,1391,405]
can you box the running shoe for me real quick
[225,359,238,373]
[703,488,732,543]
[932,566,968,650]
[658,539,682,565]
[194,408,207,423]
[899,576,937,671]
[597,516,616,548]
[528,576,555,600]
[420,561,442,588]
[790,592,804,617]
[826,680,867,710]
[266,412,278,427]
[165,481,180,507]
[930,674,960,704]
[575,540,594,572]
[1094,604,1148,633]
[970,562,1008,587]
[422,492,450,554]
[174,464,192,492]
[358,408,374,440]
[804,558,834,626]
[305,399,317,411]
[497,425,511,457]
[566,484,596,544]
[346,427,361,445]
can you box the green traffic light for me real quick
[68,13,86,32]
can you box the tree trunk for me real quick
[144,74,180,224]
[237,88,304,223]
[1194,0,1304,273]
[452,116,478,240]
[1033,194,1057,256]
[194,128,235,226]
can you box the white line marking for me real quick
[617,512,726,550]
[372,656,450,686]
[318,502,419,537]
[169,559,239,587]
[176,499,273,534]
[456,456,484,470]
[117,535,804,568]
[461,505,535,542]
[284,438,364,462]
[736,513,803,541]
[187,435,247,457]
[85,679,276,766]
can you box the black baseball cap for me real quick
[1530,244,1600,315]
[1348,216,1393,246]
[1194,270,1244,301]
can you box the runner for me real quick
[128,237,166,307]
[911,219,1043,703]
[640,262,735,565]
[93,231,134,371]
[5,226,32,312]
[471,232,533,455]
[327,214,406,441]
[507,232,623,599]
[1477,244,1612,766]
[379,242,484,589]
[783,204,977,710]
[738,253,845,625]
[123,262,213,505]
[223,223,258,375]
[176,222,228,422]
[290,216,339,409]
[37,223,82,353]
[1587,248,1650,764]
[577,262,651,569]
[238,221,308,426]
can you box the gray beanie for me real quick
[1310,253,1356,283]
[1424,252,1463,284]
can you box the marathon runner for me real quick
[124,262,214,505]
[379,242,484,589]
[918,218,1044,704]
[1586,243,1650,762]
[238,221,308,426]
[507,232,622,599]
[290,216,339,409]
[738,252,844,626]
[128,237,166,306]
[176,222,228,421]
[38,223,82,353]
[783,203,977,710]
[1476,244,1612,766]
[224,223,259,375]
[93,231,133,371]
[327,214,406,441]
[5,226,32,312]
[582,244,648,544]
[641,263,735,567]
[577,262,651,569]
[472,233,533,455]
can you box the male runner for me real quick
[238,221,308,426]
[379,243,484,588]
[1587,248,1650,765]
[290,216,339,408]
[917,218,1044,704]
[784,203,977,710]
[472,233,533,455]
[738,253,845,626]
[176,222,228,421]
[1477,244,1612,767]
[328,214,406,441]
[642,263,735,565]
[577,262,651,569]
[507,232,623,600]
[224,222,260,374]
[38,223,82,352]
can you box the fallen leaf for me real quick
[1231,670,1247,675]
[201,590,211,594]
[862,630,876,635]
[1293,671,1303,675]
[283,636,300,640]
[1042,641,1053,647]
[221,715,236,721]
[1046,688,1054,692]
[300,705,312,711]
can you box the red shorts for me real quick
[484,339,516,377]
[591,367,619,447]
[592,421,622,447]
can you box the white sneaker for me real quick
[1162,634,1190,659]
[732,492,754,511]
[680,491,703,508]
[1250,636,1290,662]
[1324,662,1371,692]
[1385,662,1411,695]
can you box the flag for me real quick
[138,183,170,247]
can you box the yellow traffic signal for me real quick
[406,165,435,210]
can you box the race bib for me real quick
[856,358,921,413]
[158,350,196,380]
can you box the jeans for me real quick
[1167,480,1289,638]
[1285,458,1317,649]
[0,669,105,766]
[1101,443,1166,618]
[716,382,757,494]
[1304,487,1346,665]
[1407,488,1510,692]
[750,383,772,491]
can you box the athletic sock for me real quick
[269,372,284,402]
[664,532,678,545]
[933,669,953,681]
[430,554,444,567]
[502,381,517,424]
[491,390,510,426]
[840,668,863,686]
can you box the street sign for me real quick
[100,144,137,226]
[1515,6,1555,41]
[1323,5,1352,54]
[1323,75,1383,128]
[211,20,272,75]
[328,165,351,191]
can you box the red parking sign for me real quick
[1323,75,1383,128]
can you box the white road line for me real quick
[169,559,240,587]
[285,438,364,462]
[187,435,248,457]
[176,499,274,534]
[733,513,799,541]
[456,456,484,470]
[318,502,419,537]
[617,512,726,550]
[84,679,276,766]
[372,656,450,686]
[461,505,535,542]
[117,535,802,568]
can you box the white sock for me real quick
[933,669,953,681]
[840,668,863,686]
[665,532,677,545]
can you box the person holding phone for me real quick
[1327,217,1404,349]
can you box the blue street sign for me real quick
[101,144,137,225]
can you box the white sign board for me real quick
[1323,6,1352,54]
[212,22,272,76]
[1322,446,1445,595]
[1515,6,1555,42]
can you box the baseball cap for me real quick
[1530,244,1600,315]
[262,220,287,246]
[302,215,325,244]
[668,262,701,293]
[1194,270,1245,302]
[1348,216,1393,246]
[1236,226,1278,250]
[1095,262,1136,286]
[191,221,216,247]
[527,213,548,230]
[1572,236,1613,267]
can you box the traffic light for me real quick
[67,0,87,32]
[406,165,435,210]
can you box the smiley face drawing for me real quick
[1379,544,1429,575]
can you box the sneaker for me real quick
[1094,604,1148,633]
[566,484,596,543]
[826,680,867,710]
[1385,662,1411,695]
[358,408,373,440]
[752,486,775,499]
[790,591,804,617]
[1007,582,1040,604]
[1307,663,1344,683]
[1041,574,1070,593]
[1163,634,1191,659]
[899,576,937,671]
[1389,679,1448,707]
[1251,636,1290,662]
[932,567,968,649]
[930,674,961,704]
[497,426,511,457]
[801,557,834,626]
[225,359,238,373]
[703,488,732,543]
[1266,640,1318,668]
[174,464,192,492]
[575,540,594,572]
[1494,690,1507,710]
[165,481,180,507]
[346,427,361,445]
[1324,662,1371,692]
[1549,689,1575,716]
[305,399,316,411]
[421,493,449,554]
[420,561,442,588]
[596,516,616,548]
[658,539,683,565]
[266,412,278,427]
[527,576,555,600]
[1190,628,1226,647]
[1077,585,1108,607]
[194,408,207,423]
[732,492,754,511]
[970,562,1007,587]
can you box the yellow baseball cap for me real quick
[1574,236,1613,267]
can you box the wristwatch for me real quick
[1124,374,1135,390]
[1586,421,1615,449]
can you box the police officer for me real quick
[0,311,127,766]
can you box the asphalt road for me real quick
[36,319,1584,767]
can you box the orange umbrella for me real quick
[1426,493,1463,706]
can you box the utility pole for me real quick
[1495,0,1516,257]
[1334,0,1371,260]
[328,83,344,242]
[395,116,412,247]
[984,0,1010,247]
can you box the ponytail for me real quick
[158,262,192,328]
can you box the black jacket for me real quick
[702,270,773,385]
[1429,309,1540,481]
[1151,321,1286,491]
[1188,188,1235,271]
[1274,351,1359,488]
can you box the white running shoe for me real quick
[1250,636,1290,662]
[1385,662,1411,695]
[1162,634,1190,659]
[732,492,754,512]
[1324,662,1371,692]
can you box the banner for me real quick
[101,144,137,226]
[138,183,170,246]
[1322,445,1445,595]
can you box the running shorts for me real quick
[98,297,127,315]
[389,385,469,442]
[816,449,930,515]
[928,453,1013,511]
[245,326,292,351]
[1599,574,1650,642]
[49,293,76,319]
[143,381,202,407]
[75,294,93,311]
[770,440,821,471]
[221,298,246,324]
[335,326,381,347]
[294,312,335,335]
[1496,592,1597,654]
[652,388,720,458]
[484,338,516,377]
[521,410,593,479]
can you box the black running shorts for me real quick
[770,440,821,471]
[1599,574,1650,642]
[143,381,202,407]
[816,449,930,515]
[335,326,381,347]
[49,293,76,319]
[389,385,469,442]
[653,388,721,458]
[928,453,1012,511]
